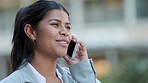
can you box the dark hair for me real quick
[11,0,69,71]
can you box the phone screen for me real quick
[67,40,76,57]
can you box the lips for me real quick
[56,39,69,47]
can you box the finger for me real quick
[72,36,82,45]
[63,55,71,63]
[72,36,86,50]
[78,40,86,51]
[63,55,79,65]
[72,35,76,39]
[71,36,76,42]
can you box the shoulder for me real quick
[57,66,77,83]
[57,65,71,76]
[0,63,39,83]
[0,70,23,83]
[61,67,71,75]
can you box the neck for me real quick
[30,53,58,79]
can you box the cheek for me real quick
[38,27,58,39]
[69,33,72,40]
[35,30,55,47]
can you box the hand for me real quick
[63,36,88,65]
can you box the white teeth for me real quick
[60,41,67,44]
[56,40,68,45]
[63,41,67,44]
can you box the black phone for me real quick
[67,40,79,59]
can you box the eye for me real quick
[50,23,59,28]
[66,25,71,31]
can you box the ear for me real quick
[24,24,37,41]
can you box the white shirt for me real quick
[28,63,64,83]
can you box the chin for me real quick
[56,49,67,57]
[57,52,66,57]
[60,53,66,57]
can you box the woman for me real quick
[0,0,101,83]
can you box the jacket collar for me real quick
[19,63,40,83]
[18,62,75,83]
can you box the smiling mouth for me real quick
[56,40,69,47]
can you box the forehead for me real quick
[43,9,69,22]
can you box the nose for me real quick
[59,27,69,37]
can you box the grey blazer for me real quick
[0,59,101,83]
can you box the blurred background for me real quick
[0,0,148,83]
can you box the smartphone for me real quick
[67,40,79,59]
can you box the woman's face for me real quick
[34,10,72,58]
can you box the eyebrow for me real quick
[48,19,71,25]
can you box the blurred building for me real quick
[0,0,148,80]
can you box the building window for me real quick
[84,0,124,23]
[136,0,148,19]
[0,0,19,31]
